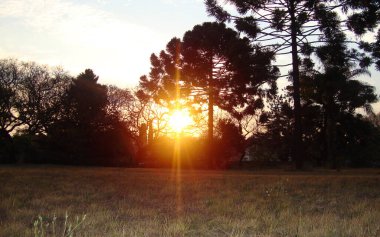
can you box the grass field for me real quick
[0,166,379,237]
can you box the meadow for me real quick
[0,166,379,237]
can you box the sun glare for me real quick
[169,110,192,133]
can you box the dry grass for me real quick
[0,166,379,237]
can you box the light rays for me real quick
[171,39,184,221]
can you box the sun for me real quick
[168,109,192,133]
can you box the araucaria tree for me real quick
[301,28,377,168]
[182,22,277,167]
[206,0,380,168]
[140,22,277,167]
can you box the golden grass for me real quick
[0,166,379,236]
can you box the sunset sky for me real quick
[1,0,379,111]
[0,0,211,87]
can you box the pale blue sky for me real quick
[0,0,379,111]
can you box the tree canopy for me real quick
[139,22,277,166]
[205,0,380,168]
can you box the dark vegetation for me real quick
[1,1,380,168]
[206,0,380,168]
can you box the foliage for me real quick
[180,22,277,117]
[106,85,134,123]
[0,62,135,166]
[16,63,72,135]
[0,59,72,163]
[245,95,293,166]
[368,112,380,128]
[205,0,380,168]
[299,26,378,168]
[214,119,245,167]
[1,34,379,168]
[0,59,21,139]
[0,59,71,137]
[47,69,134,166]
[338,114,380,167]
[139,22,277,167]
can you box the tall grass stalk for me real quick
[33,212,86,237]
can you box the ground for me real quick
[0,166,379,237]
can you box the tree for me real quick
[244,94,294,166]
[49,69,112,164]
[206,0,380,168]
[0,59,21,140]
[368,112,380,128]
[336,113,380,167]
[0,59,72,163]
[105,85,169,164]
[65,69,108,132]
[214,118,245,167]
[106,85,135,124]
[16,63,72,135]
[140,22,277,167]
[182,22,277,166]
[130,88,171,143]
[0,59,71,137]
[301,29,377,168]
[0,59,20,162]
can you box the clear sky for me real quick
[0,0,379,112]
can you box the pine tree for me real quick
[205,0,380,168]
[140,22,277,167]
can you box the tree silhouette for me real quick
[16,63,71,135]
[49,69,111,163]
[106,85,134,123]
[301,30,377,168]
[140,22,277,167]
[368,112,380,128]
[0,59,71,162]
[0,59,21,162]
[0,59,21,140]
[66,69,108,131]
[206,0,380,168]
[215,118,245,167]
[181,22,277,166]
[139,37,184,109]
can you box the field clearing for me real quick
[0,166,379,237]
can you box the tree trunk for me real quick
[326,115,334,168]
[208,52,215,168]
[326,97,338,170]
[289,1,304,169]
[208,71,214,168]
[148,120,153,145]
[320,113,328,167]
[138,123,148,147]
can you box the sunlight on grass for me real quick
[171,132,185,230]
[0,168,379,236]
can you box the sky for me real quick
[0,0,379,112]
[0,0,211,87]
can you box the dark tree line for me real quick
[1,0,380,168]
[205,0,380,168]
[0,58,248,167]
[0,61,134,165]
